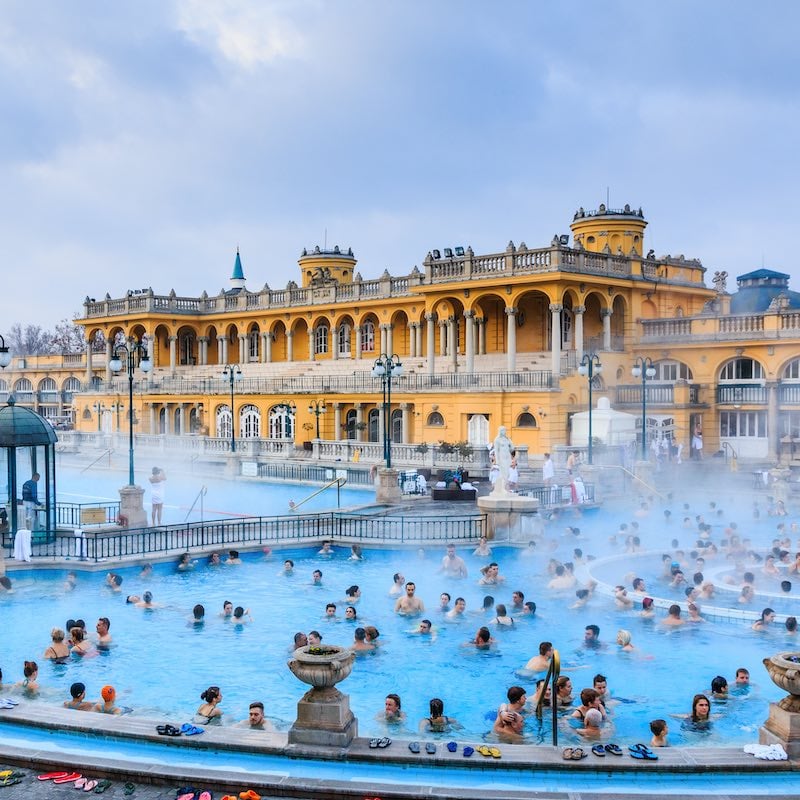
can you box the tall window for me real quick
[248,331,259,360]
[784,358,800,380]
[391,409,403,443]
[315,325,329,355]
[63,377,82,393]
[338,324,351,357]
[720,411,767,438]
[269,406,295,439]
[216,404,232,440]
[345,409,358,439]
[240,404,261,438]
[368,408,380,442]
[361,320,375,353]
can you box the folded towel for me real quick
[743,743,788,760]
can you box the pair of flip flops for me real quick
[476,745,502,758]
[74,778,100,791]
[176,790,212,800]
[562,747,587,760]
[38,772,84,784]
[368,737,392,749]
[180,723,204,736]
[629,743,658,760]
[0,699,19,710]
[407,742,436,754]
[156,724,182,736]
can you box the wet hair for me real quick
[585,624,600,638]
[0,576,11,590]
[429,697,444,717]
[284,559,294,568]
[507,686,526,704]
[482,595,494,609]
[524,601,536,615]
[111,575,122,587]
[326,603,336,612]
[193,604,205,620]
[354,627,366,642]
[759,607,775,622]
[393,573,402,582]
[710,675,728,694]
[309,630,321,641]
[476,627,491,643]
[249,701,264,712]
[593,674,607,686]
[346,585,360,597]
[346,605,357,617]
[495,604,507,616]
[294,631,308,645]
[98,617,110,630]
[233,606,245,619]
[617,629,632,646]
[555,675,571,693]
[668,604,681,617]
[69,681,86,699]
[364,625,380,640]
[441,592,451,603]
[650,718,667,736]
[539,641,552,656]
[580,688,599,706]
[575,589,589,600]
[787,616,798,632]
[584,708,602,727]
[386,693,401,709]
[632,578,645,590]
[143,591,153,604]
[51,627,65,642]
[66,619,76,631]
[200,686,220,703]
[691,693,710,722]
[782,581,792,593]
[229,550,239,559]
[70,626,84,643]
[23,660,37,678]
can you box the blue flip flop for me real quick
[408,741,421,754]
[180,723,204,735]
[463,746,474,757]
[630,749,658,760]
[446,741,458,753]
[425,742,437,754]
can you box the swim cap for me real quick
[101,685,115,702]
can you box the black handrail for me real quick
[535,648,560,747]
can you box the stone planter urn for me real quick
[763,652,800,711]
[287,645,357,747]
[760,651,800,757]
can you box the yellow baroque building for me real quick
[6,203,800,469]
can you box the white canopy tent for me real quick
[571,397,637,446]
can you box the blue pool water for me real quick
[1,497,795,746]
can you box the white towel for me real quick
[13,528,31,562]
[743,743,788,760]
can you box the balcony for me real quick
[641,311,800,344]
[614,383,703,407]
[716,383,767,405]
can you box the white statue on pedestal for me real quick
[491,426,514,496]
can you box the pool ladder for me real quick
[535,648,560,747]
[289,477,347,511]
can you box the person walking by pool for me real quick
[196,685,223,723]
[93,685,121,715]
[542,452,555,486]
[439,543,468,578]
[419,697,461,734]
[43,628,69,661]
[149,467,166,526]
[22,472,41,530]
[64,681,93,711]
[394,581,425,615]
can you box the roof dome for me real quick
[0,397,59,447]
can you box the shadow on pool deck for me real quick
[0,704,797,800]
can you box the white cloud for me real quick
[175,0,308,70]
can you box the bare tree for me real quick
[48,317,86,354]
[3,323,50,355]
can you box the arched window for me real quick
[14,378,33,392]
[338,324,351,358]
[240,404,261,438]
[39,377,57,392]
[0,379,7,392]
[63,377,82,393]
[391,409,403,443]
[91,376,102,389]
[783,358,800,381]
[516,412,537,428]
[361,320,375,353]
[216,404,232,440]
[269,405,295,439]
[315,325,329,355]
[368,408,380,442]
[345,409,358,439]
[427,411,445,426]
[653,361,693,382]
[248,330,259,360]
[719,358,764,381]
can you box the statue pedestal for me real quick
[760,702,800,758]
[118,485,147,529]
[289,686,358,747]
[477,493,539,542]
[375,467,402,504]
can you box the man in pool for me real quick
[525,641,553,672]
[446,597,466,620]
[325,603,338,619]
[511,590,525,611]
[413,619,436,639]
[381,693,406,724]
[394,581,425,615]
[583,624,602,649]
[662,604,685,627]
[240,700,274,730]
[389,572,405,596]
[312,569,323,586]
[439,544,468,578]
[106,573,123,593]
[318,540,333,556]
[308,630,322,645]
[282,559,294,575]
[95,617,112,646]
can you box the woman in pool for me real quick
[752,607,775,631]
[19,661,39,696]
[555,676,573,707]
[639,597,655,619]
[419,697,461,734]
[678,694,712,730]
[473,536,492,557]
[93,684,121,715]
[616,629,635,652]
[195,686,223,723]
[70,626,93,656]
[43,628,70,661]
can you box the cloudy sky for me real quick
[1,1,798,329]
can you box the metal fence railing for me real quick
[518,483,596,508]
[2,511,486,562]
[255,462,373,486]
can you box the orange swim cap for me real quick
[101,685,115,702]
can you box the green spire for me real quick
[231,248,245,280]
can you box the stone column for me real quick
[550,303,563,377]
[331,327,339,360]
[401,402,410,444]
[169,336,177,375]
[465,311,475,374]
[601,308,612,351]
[573,305,585,363]
[505,307,517,372]
[216,336,224,364]
[355,403,364,443]
[85,339,94,385]
[379,324,387,355]
[378,404,385,447]
[415,323,423,358]
[198,337,207,366]
[386,324,393,356]
[262,332,270,363]
[286,330,294,362]
[307,329,315,361]
[768,381,779,460]
[449,317,458,366]
[426,314,436,375]
[439,320,447,356]
[104,339,113,383]
[478,317,486,355]
[408,324,416,357]
[178,403,186,435]
[333,403,342,441]
[221,336,228,364]
[149,403,156,435]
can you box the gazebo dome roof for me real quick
[0,396,58,447]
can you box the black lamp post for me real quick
[0,334,11,369]
[109,337,151,485]
[308,399,327,440]
[93,401,105,432]
[221,364,242,452]
[372,353,403,468]
[632,356,657,461]
[577,352,602,465]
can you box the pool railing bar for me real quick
[3,510,487,562]
[256,462,373,485]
